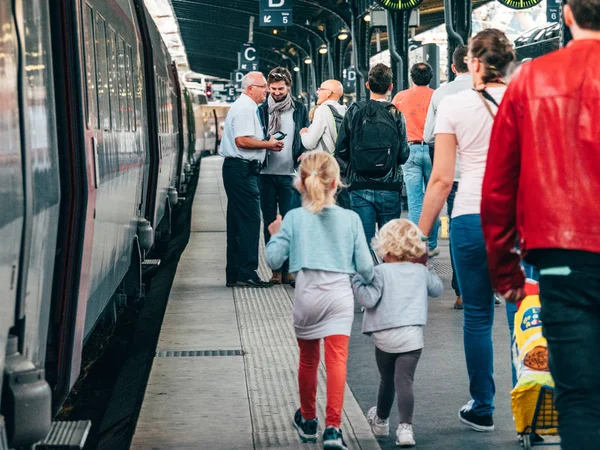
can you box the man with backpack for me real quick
[335,63,410,244]
[300,79,346,154]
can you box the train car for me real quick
[1,0,60,445]
[191,100,230,160]
[47,0,151,414]
[135,3,180,241]
[514,22,561,61]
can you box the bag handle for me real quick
[475,89,499,120]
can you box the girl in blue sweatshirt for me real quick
[352,219,443,447]
[265,151,373,450]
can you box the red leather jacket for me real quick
[481,39,600,294]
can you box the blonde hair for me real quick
[308,105,318,122]
[296,151,340,213]
[371,219,426,261]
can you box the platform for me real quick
[131,156,556,449]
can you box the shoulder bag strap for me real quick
[476,90,498,120]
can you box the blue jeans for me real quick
[451,214,495,416]
[447,182,461,297]
[403,144,440,250]
[350,189,402,246]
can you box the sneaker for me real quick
[238,278,273,288]
[366,406,389,437]
[270,271,282,284]
[458,400,494,432]
[292,409,318,443]
[428,248,440,258]
[453,296,463,310]
[396,423,416,447]
[323,427,348,450]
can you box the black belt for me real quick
[408,140,427,145]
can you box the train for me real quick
[514,22,561,61]
[0,0,228,447]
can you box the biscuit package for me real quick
[510,280,557,434]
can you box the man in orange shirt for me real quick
[392,63,439,256]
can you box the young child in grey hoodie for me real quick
[352,219,443,447]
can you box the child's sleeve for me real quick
[265,214,293,270]
[353,214,374,283]
[426,267,444,298]
[352,270,383,309]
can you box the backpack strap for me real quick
[474,88,499,120]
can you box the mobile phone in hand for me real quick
[273,131,287,140]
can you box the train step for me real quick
[36,420,91,450]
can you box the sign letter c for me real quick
[244,47,256,61]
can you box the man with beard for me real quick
[258,67,309,285]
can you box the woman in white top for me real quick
[417,29,516,432]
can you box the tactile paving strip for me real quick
[155,349,244,357]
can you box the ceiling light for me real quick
[272,29,278,35]
[303,56,313,64]
[364,14,371,22]
[338,30,349,40]
[318,44,328,55]
[293,66,300,72]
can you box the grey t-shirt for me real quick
[262,108,295,175]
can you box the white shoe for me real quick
[396,423,416,447]
[366,406,389,437]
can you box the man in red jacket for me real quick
[481,0,600,447]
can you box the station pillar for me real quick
[387,10,410,95]
[446,0,472,82]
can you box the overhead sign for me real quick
[226,84,237,103]
[233,71,244,89]
[259,0,292,27]
[240,44,259,73]
[343,67,356,94]
[546,0,560,22]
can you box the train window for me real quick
[125,45,133,132]
[127,46,138,131]
[94,14,110,131]
[108,27,119,131]
[117,36,127,131]
[83,5,98,130]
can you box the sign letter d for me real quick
[268,0,285,7]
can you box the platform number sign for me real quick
[234,71,244,90]
[240,44,259,73]
[343,67,356,94]
[260,0,293,27]
[546,0,560,22]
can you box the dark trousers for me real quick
[375,347,422,423]
[222,159,261,282]
[259,174,296,274]
[539,264,600,449]
[447,181,461,297]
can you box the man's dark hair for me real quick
[452,45,469,73]
[267,66,293,86]
[367,63,393,95]
[410,63,433,86]
[568,0,600,30]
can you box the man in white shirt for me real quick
[219,72,284,288]
[423,45,471,309]
[300,79,346,154]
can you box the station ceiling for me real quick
[172,0,492,80]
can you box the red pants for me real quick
[297,335,349,428]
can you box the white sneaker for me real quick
[366,406,389,437]
[396,423,416,447]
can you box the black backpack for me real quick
[327,104,344,135]
[350,101,400,176]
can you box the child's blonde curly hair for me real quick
[371,219,426,261]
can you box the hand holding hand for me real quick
[268,214,283,236]
[297,153,306,162]
[268,136,284,152]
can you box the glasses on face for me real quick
[250,84,268,89]
[316,87,332,94]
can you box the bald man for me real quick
[299,79,346,154]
